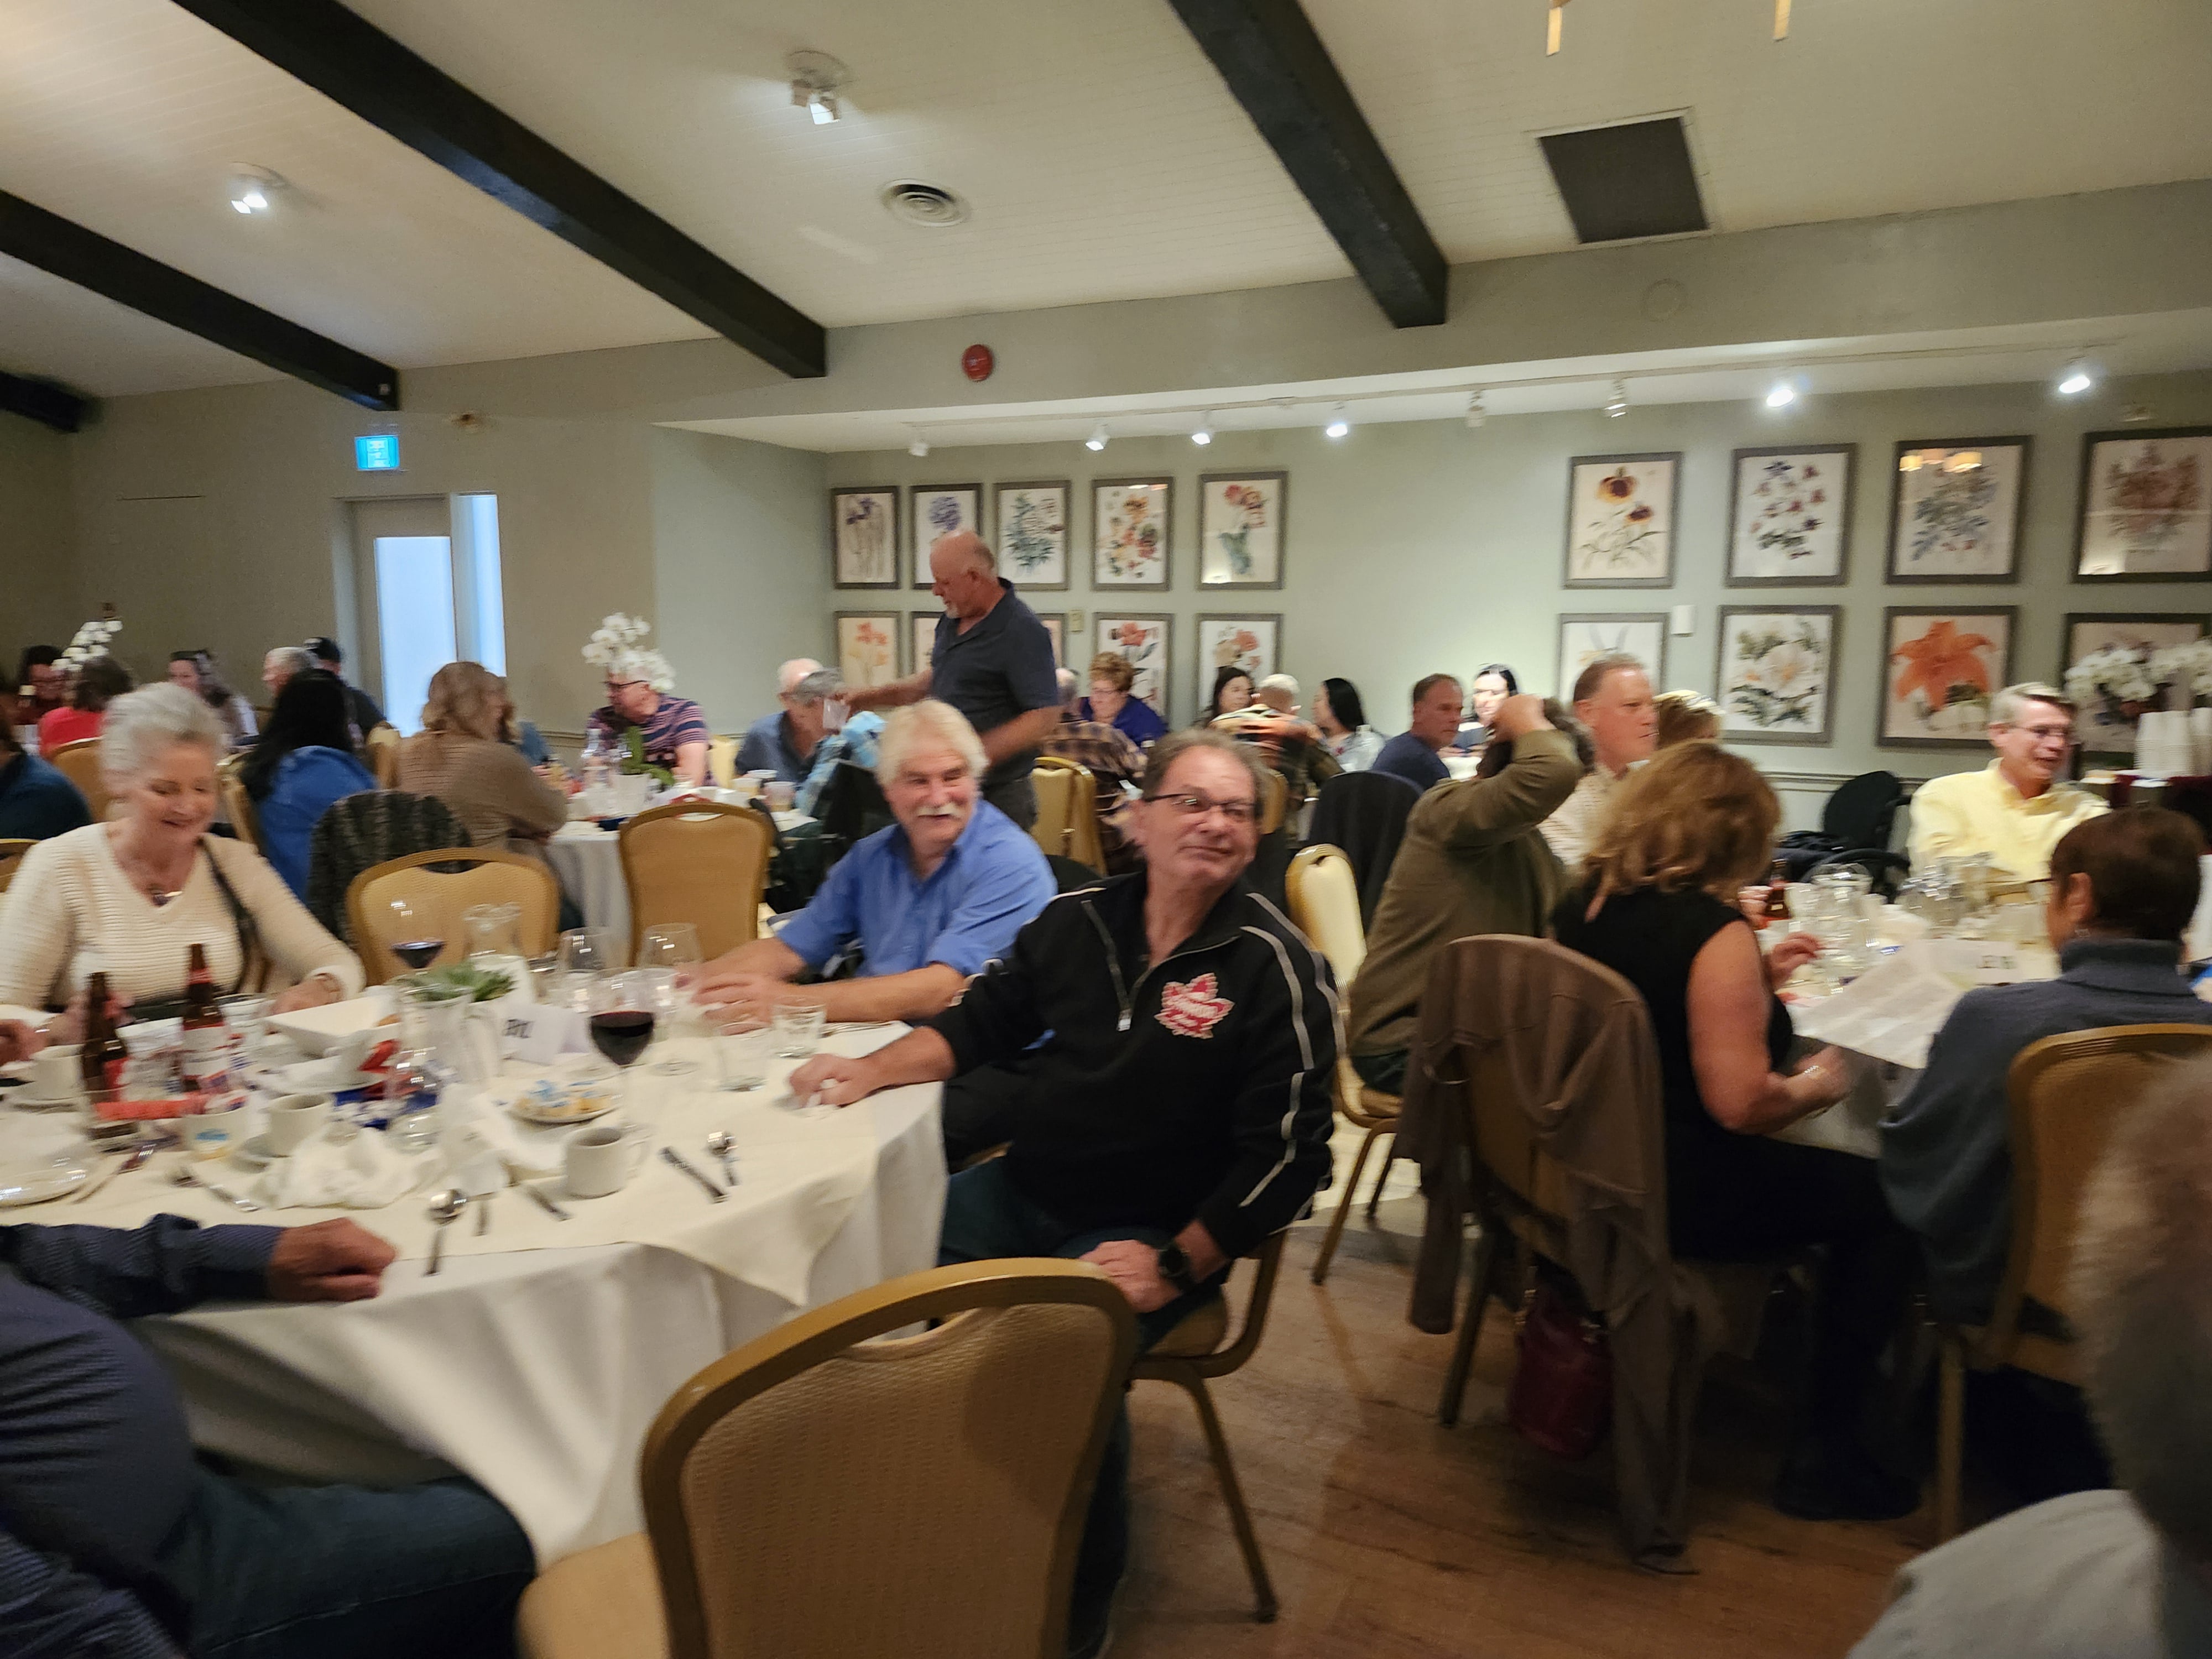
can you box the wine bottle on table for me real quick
[181,943,228,1091]
[79,972,128,1101]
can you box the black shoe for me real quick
[1773,1442,1920,1522]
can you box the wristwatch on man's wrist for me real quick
[1154,1242,1197,1295]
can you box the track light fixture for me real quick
[1605,378,1629,418]
[227,166,286,215]
[1085,421,1109,452]
[1324,404,1350,440]
[1464,391,1486,429]
[1191,411,1214,446]
[907,430,930,458]
[2057,358,2095,396]
[788,51,850,125]
[1765,380,1797,409]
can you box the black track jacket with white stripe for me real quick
[927,870,1338,1259]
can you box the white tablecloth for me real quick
[547,812,813,961]
[0,1027,945,1566]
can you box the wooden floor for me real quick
[1110,1145,1921,1659]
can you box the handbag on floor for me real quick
[1506,1275,1613,1461]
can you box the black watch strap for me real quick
[1155,1242,1196,1294]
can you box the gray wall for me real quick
[0,416,80,680]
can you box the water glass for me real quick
[639,924,703,1074]
[714,1022,769,1092]
[771,995,826,1059]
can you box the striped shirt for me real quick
[588,695,710,771]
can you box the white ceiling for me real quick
[1,0,2210,397]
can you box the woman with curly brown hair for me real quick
[1551,741,1917,1524]
[397,663,565,862]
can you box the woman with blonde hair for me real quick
[1551,742,1916,1522]
[397,663,565,862]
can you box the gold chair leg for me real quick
[1936,1337,1965,1544]
[1362,1133,1399,1220]
[1176,1373,1279,1623]
[1309,1120,1387,1286]
[1438,1222,1500,1427]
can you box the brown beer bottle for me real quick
[181,943,226,1090]
[79,972,128,1099]
[1762,860,1792,926]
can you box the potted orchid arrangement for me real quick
[580,613,676,789]
[2066,645,2168,729]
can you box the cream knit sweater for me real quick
[0,825,364,1010]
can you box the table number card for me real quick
[499,999,585,1065]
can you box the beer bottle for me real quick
[1762,860,1792,926]
[79,973,128,1099]
[181,943,227,1091]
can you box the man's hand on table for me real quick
[0,1018,45,1064]
[267,1219,397,1303]
[690,968,789,1024]
[786,1052,883,1107]
[1766,931,1822,989]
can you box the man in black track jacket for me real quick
[791,728,1337,1658]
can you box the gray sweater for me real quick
[1879,936,2212,1324]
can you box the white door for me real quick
[347,495,505,734]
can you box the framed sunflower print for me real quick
[1714,606,1840,746]
[1885,438,2030,583]
[1726,444,1856,586]
[2074,427,2212,580]
[1563,453,1678,587]
[1879,607,2016,747]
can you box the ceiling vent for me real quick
[1538,117,1707,244]
[879,180,970,228]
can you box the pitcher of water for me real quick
[463,903,534,1004]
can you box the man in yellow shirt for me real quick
[1907,683,2107,880]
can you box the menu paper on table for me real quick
[1788,950,1973,1072]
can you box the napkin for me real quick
[440,1084,566,1180]
[257,1125,428,1209]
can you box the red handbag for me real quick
[1506,1279,1613,1461]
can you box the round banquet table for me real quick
[0,1025,945,1567]
[547,808,817,960]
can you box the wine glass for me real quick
[638,923,702,1074]
[557,927,615,1011]
[384,897,445,973]
[589,972,659,1129]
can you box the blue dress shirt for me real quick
[734,712,814,784]
[775,801,1055,979]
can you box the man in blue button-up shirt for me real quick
[692,700,1055,1025]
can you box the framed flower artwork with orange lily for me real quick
[834,612,902,690]
[1880,607,2017,748]
[2074,427,2212,580]
[1094,614,1172,715]
[1726,444,1856,587]
[1198,472,1288,589]
[1715,607,1840,746]
[1563,452,1678,588]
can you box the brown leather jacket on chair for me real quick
[1397,934,1723,1567]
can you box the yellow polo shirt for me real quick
[1906,760,2108,880]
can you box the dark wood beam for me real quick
[0,191,399,410]
[1167,0,1447,328]
[0,367,91,434]
[166,0,827,379]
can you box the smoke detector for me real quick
[879,180,969,228]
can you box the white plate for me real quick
[508,1093,618,1128]
[0,1155,90,1206]
[269,998,395,1057]
[278,1057,375,1094]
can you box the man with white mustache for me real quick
[691,700,1053,1025]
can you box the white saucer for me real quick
[231,1134,278,1172]
[0,1156,90,1206]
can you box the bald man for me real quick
[844,531,1060,828]
[736,658,833,784]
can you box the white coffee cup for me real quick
[565,1121,648,1198]
[29,1044,85,1103]
[265,1092,334,1155]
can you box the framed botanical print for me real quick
[834,612,900,690]
[2074,427,2212,580]
[1563,453,1679,588]
[909,611,940,677]
[830,486,899,589]
[1714,606,1841,745]
[1094,614,1172,715]
[909,484,981,587]
[1885,438,2030,583]
[1034,612,1066,667]
[1880,607,2017,747]
[1197,614,1281,705]
[2062,613,2211,754]
[1197,471,1287,589]
[1557,613,1668,697]
[1726,444,1856,586]
[993,480,1070,591]
[1092,478,1171,587]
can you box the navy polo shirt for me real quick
[0,753,91,841]
[928,582,1060,790]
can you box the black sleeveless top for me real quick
[1551,884,1793,1176]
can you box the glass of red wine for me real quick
[383,898,445,973]
[589,972,659,1128]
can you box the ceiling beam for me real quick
[1166,0,1448,328]
[0,367,91,433]
[166,0,827,379]
[0,190,399,409]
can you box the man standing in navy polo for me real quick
[690,700,1055,1025]
[843,531,1061,829]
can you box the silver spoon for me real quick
[169,1164,262,1212]
[425,1188,468,1275]
[705,1131,738,1188]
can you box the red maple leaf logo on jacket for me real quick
[1156,973,1233,1039]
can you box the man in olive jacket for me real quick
[1347,693,1584,1093]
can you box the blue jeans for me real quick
[938,1160,1220,1654]
[156,1468,535,1659]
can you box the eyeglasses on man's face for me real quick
[1146,790,1259,827]
[2000,721,2074,744]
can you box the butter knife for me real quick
[72,1140,157,1203]
[660,1146,726,1203]
[520,1182,571,1221]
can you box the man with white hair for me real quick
[1908,682,2107,880]
[1851,1055,2212,1657]
[260,646,316,701]
[734,658,828,784]
[691,700,1053,1024]
[843,531,1061,829]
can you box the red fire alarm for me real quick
[961,343,994,382]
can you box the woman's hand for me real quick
[270,974,343,1015]
[0,1020,46,1065]
[1792,1045,1856,1107]
[1766,931,1821,989]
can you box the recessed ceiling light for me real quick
[1324,404,1350,440]
[1191,411,1214,446]
[227,166,285,216]
[1085,421,1109,452]
[2058,357,2095,396]
[788,51,850,125]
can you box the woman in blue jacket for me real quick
[238,672,375,898]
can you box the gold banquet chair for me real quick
[1932,1022,2212,1542]
[1258,768,1288,837]
[217,754,260,853]
[516,1260,1139,1659]
[0,839,32,894]
[346,848,560,984]
[1286,844,1402,1285]
[618,801,771,962]
[707,735,738,789]
[1030,756,1103,871]
[363,723,403,789]
[46,738,110,823]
